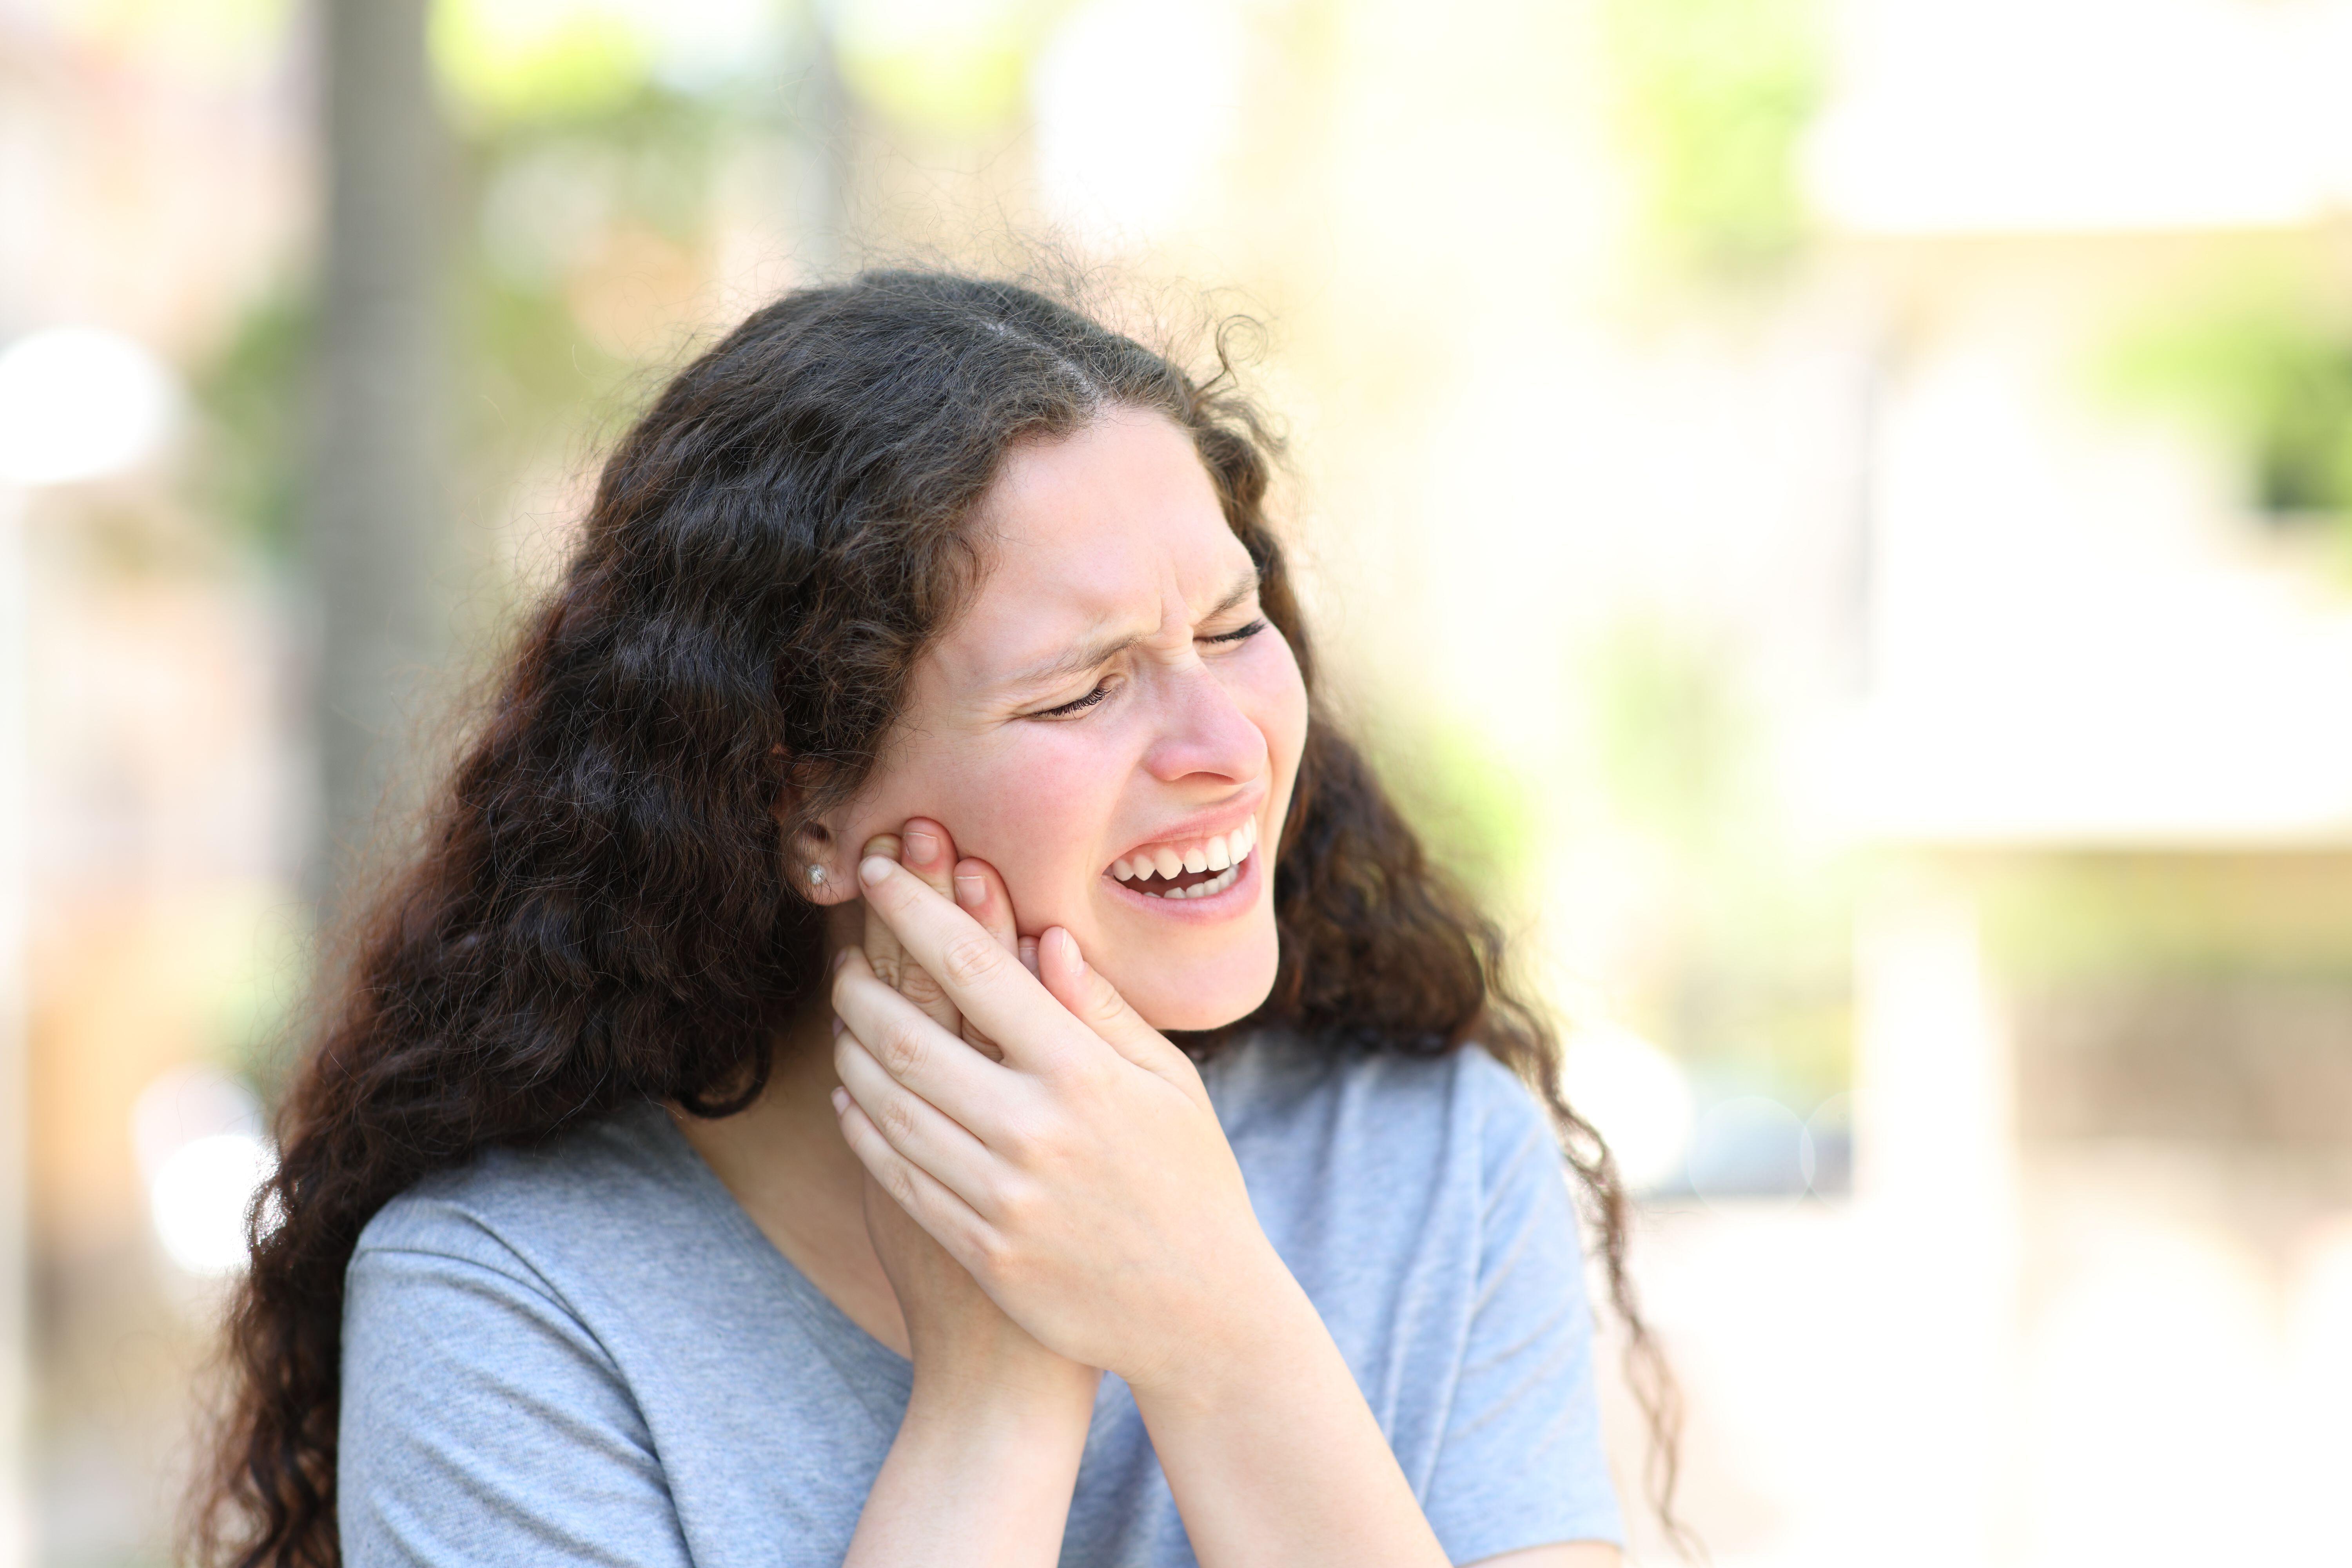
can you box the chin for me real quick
[1112,928,1281,1034]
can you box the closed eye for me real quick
[1037,682,1114,719]
[1029,621,1270,720]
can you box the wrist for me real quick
[1123,1241,1325,1416]
[907,1344,1101,1429]
[855,1354,1097,1568]
[901,1362,1099,1458]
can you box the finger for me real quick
[831,946,1021,1142]
[890,818,964,1034]
[1018,935,1039,976]
[949,855,1021,1061]
[830,1089,992,1269]
[856,852,1092,1075]
[860,834,908,991]
[1038,927,1206,1104]
[834,1028,1003,1212]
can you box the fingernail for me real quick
[830,946,853,975]
[954,872,985,907]
[859,855,893,887]
[829,1087,848,1114]
[905,828,938,863]
[1052,927,1083,974]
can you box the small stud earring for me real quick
[807,865,827,887]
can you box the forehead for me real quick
[937,409,1249,682]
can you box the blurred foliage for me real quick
[188,75,728,580]
[2100,278,2352,524]
[452,83,724,454]
[198,900,315,1105]
[1580,619,1852,1108]
[1603,0,1826,281]
[1972,849,2352,984]
[1590,617,1753,854]
[437,1,661,124]
[432,0,1063,140]
[1369,711,1541,915]
[835,0,1062,137]
[433,0,791,127]
[188,291,310,561]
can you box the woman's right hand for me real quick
[838,820,1098,1565]
[847,820,1100,1413]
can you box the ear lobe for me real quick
[784,818,851,904]
[771,747,851,902]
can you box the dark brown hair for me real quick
[197,269,1684,1566]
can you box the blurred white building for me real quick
[1597,5,2352,1565]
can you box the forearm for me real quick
[1131,1267,1450,1568]
[842,1377,1093,1568]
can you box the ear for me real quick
[772,745,857,906]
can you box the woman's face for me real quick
[823,407,1309,1032]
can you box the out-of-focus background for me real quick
[5,0,2352,1561]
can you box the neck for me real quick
[672,915,866,1229]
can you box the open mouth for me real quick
[1106,816,1258,900]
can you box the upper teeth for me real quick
[1111,818,1257,887]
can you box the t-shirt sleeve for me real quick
[1420,1055,1627,1563]
[339,1213,696,1568]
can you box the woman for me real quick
[200,270,1678,1566]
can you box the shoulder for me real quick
[352,1099,708,1302]
[339,1107,705,1567]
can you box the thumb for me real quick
[1038,927,1205,1104]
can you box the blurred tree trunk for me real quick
[303,0,447,918]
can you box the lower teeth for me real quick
[1140,863,1240,900]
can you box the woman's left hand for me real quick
[830,851,1289,1396]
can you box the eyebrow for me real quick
[1002,565,1263,695]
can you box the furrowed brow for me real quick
[1003,565,1263,694]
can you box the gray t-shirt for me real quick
[339,1033,1625,1566]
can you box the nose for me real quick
[1140,661,1267,786]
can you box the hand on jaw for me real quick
[835,820,1091,1416]
[835,818,1456,1568]
[830,816,1293,1403]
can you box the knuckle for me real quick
[996,1110,1042,1160]
[939,931,1004,989]
[1003,1111,1069,1172]
[877,1094,918,1143]
[875,1018,927,1077]
[965,1224,1013,1277]
[1083,977,1126,1023]
[989,1173,1041,1231]
[897,965,945,1004]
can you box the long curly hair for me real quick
[195,268,1685,1566]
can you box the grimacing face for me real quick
[815,407,1310,1032]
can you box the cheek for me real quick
[1245,639,1311,813]
[875,732,1130,931]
